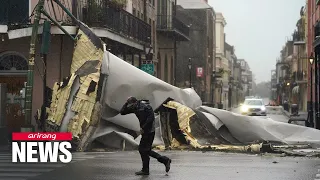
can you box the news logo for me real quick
[12,132,73,163]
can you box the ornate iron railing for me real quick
[156,15,189,37]
[0,0,29,25]
[77,0,151,44]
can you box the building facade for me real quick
[307,0,320,128]
[175,7,215,102]
[238,59,252,98]
[214,12,227,108]
[0,0,152,131]
[156,1,190,84]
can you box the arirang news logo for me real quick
[11,132,73,163]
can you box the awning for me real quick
[177,0,212,9]
[292,86,299,94]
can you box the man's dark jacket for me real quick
[120,100,155,133]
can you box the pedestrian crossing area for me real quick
[0,152,104,180]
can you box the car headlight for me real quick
[261,106,266,111]
[241,106,248,112]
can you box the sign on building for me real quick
[141,60,154,75]
[196,67,203,77]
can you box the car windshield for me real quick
[244,100,263,106]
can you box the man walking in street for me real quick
[120,97,172,175]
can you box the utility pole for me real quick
[23,0,46,132]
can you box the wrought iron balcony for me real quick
[81,0,151,44]
[0,0,29,26]
[156,15,189,41]
[293,31,305,44]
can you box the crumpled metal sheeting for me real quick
[163,101,202,148]
[91,113,164,149]
[189,110,231,145]
[96,131,139,150]
[45,26,104,141]
[92,121,139,150]
[67,74,100,139]
[100,52,202,113]
[47,74,77,125]
[70,30,103,76]
[199,106,320,147]
[101,114,141,132]
[164,101,195,132]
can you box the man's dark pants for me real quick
[139,132,168,172]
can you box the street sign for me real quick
[196,67,203,77]
[141,63,154,75]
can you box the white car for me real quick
[240,99,266,116]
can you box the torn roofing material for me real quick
[40,19,320,153]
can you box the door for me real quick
[0,51,28,132]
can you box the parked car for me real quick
[240,98,267,116]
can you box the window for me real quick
[244,99,263,106]
[133,8,136,17]
[149,18,151,25]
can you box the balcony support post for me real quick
[23,0,46,132]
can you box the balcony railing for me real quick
[0,0,29,26]
[76,0,151,44]
[293,31,305,42]
[156,15,189,41]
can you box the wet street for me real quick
[0,151,316,180]
[0,106,313,180]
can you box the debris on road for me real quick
[35,20,320,157]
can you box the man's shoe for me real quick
[165,159,171,173]
[135,170,150,176]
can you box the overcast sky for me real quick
[208,0,305,83]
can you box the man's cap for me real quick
[127,96,138,104]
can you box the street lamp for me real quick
[308,54,314,128]
[188,58,192,88]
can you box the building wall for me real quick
[0,35,74,127]
[307,0,315,103]
[175,8,212,101]
[157,34,174,84]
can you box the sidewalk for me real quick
[282,109,308,126]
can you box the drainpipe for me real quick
[23,0,46,132]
